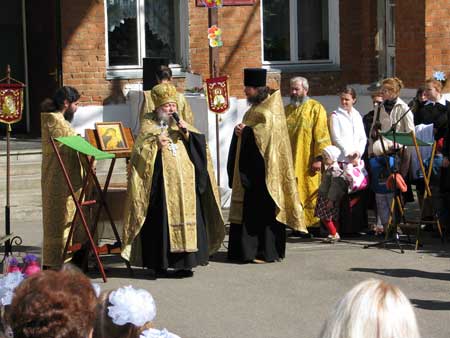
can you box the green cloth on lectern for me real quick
[55,136,115,160]
[381,131,433,147]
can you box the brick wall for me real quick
[61,0,109,105]
[424,0,450,91]
[339,0,377,85]
[188,1,262,98]
[396,0,426,88]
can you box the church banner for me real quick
[205,76,230,114]
[0,83,24,125]
[196,0,255,6]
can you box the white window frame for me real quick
[104,0,189,79]
[260,0,340,71]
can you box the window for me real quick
[261,0,339,68]
[105,0,188,77]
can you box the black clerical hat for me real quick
[244,68,267,87]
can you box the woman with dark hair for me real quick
[7,269,97,338]
[329,87,367,235]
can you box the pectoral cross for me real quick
[168,141,177,156]
[158,120,168,133]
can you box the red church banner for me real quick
[0,83,24,125]
[205,76,230,114]
[196,0,255,6]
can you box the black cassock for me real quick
[140,133,209,270]
[227,127,286,262]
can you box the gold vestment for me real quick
[229,90,306,232]
[121,118,224,266]
[285,99,331,227]
[41,112,83,267]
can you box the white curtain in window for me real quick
[145,0,172,46]
[107,0,137,32]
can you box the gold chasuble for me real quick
[121,118,224,266]
[285,99,331,227]
[229,90,306,232]
[41,112,83,267]
[140,90,194,125]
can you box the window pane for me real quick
[144,0,177,63]
[297,0,329,60]
[263,0,291,61]
[107,0,139,66]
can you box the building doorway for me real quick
[25,0,61,136]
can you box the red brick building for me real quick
[1,0,449,134]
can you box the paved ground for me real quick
[3,217,450,338]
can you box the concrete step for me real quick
[0,154,128,191]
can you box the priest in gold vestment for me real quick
[285,77,331,230]
[227,69,306,263]
[140,65,194,125]
[122,83,224,277]
[41,86,83,268]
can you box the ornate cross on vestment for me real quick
[168,142,177,156]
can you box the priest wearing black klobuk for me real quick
[227,68,307,263]
[121,83,225,277]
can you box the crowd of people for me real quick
[0,267,180,338]
[38,66,450,273]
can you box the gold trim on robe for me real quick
[41,112,83,267]
[140,90,194,125]
[285,99,331,227]
[229,90,307,232]
[121,118,224,266]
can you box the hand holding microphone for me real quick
[172,112,188,136]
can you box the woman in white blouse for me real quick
[329,87,367,164]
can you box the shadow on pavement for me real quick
[410,299,450,311]
[349,267,450,282]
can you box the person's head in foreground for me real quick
[319,279,420,338]
[7,269,97,338]
[93,285,180,338]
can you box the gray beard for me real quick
[290,95,306,107]
[155,109,171,125]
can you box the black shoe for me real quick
[289,230,312,238]
[172,269,194,278]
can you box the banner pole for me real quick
[5,65,12,256]
[208,8,220,185]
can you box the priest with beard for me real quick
[40,86,83,269]
[227,68,306,263]
[285,77,331,233]
[121,83,225,278]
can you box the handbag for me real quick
[343,160,369,194]
[386,173,408,192]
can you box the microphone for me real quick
[172,112,187,134]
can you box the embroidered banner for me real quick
[206,76,230,113]
[196,0,255,6]
[0,83,24,125]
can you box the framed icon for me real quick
[95,121,129,152]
